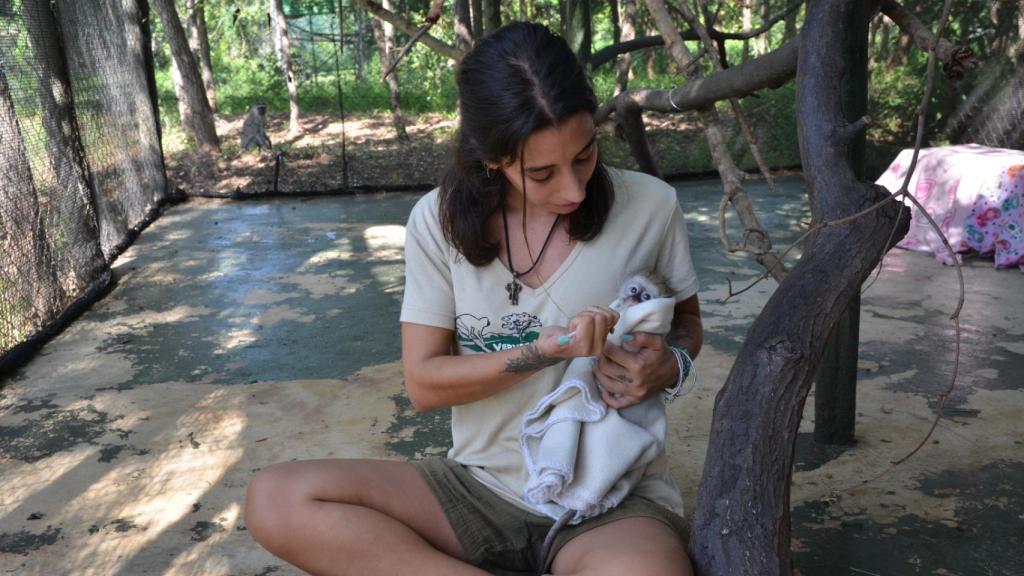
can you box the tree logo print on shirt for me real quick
[455,312,543,353]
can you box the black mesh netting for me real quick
[0,0,166,360]
[944,57,1024,150]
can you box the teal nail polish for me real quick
[557,334,571,346]
[621,334,634,343]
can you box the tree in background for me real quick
[22,0,105,290]
[269,0,301,135]
[0,63,65,329]
[151,0,219,153]
[186,0,218,113]
[454,0,473,51]
[614,0,638,95]
[371,0,408,140]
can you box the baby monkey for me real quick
[610,272,671,311]
[558,272,671,346]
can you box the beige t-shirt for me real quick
[400,168,699,515]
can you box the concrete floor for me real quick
[0,176,1021,575]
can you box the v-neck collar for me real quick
[490,238,585,302]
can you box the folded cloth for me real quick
[520,297,676,523]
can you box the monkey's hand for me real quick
[594,332,676,409]
[535,306,619,360]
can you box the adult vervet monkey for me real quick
[240,103,272,151]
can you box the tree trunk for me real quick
[454,0,474,51]
[688,1,910,573]
[888,27,911,66]
[269,0,301,135]
[482,0,501,35]
[878,13,891,62]
[615,0,638,95]
[565,0,592,66]
[371,0,407,140]
[814,0,870,447]
[0,63,65,327]
[354,6,366,80]
[1018,1,1024,56]
[868,13,879,72]
[783,7,798,41]
[22,0,105,290]
[608,0,621,44]
[759,0,772,55]
[230,7,251,58]
[151,0,219,154]
[186,0,217,113]
[471,0,483,38]
[742,0,752,62]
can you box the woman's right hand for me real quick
[536,306,620,360]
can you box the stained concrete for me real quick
[1,176,1021,575]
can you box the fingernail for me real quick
[557,334,572,346]
[621,334,634,343]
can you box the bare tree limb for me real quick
[593,36,665,70]
[595,39,798,121]
[670,0,802,41]
[616,98,662,177]
[879,0,973,79]
[674,2,776,193]
[641,0,786,280]
[592,0,803,69]
[381,0,447,79]
[355,0,463,61]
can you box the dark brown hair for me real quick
[438,22,614,266]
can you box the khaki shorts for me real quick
[414,457,688,576]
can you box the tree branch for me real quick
[381,0,447,79]
[640,0,786,281]
[595,39,798,121]
[674,2,776,193]
[591,1,802,69]
[879,0,973,79]
[355,0,463,61]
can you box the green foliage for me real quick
[215,57,290,115]
[154,0,1019,172]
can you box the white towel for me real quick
[520,297,676,523]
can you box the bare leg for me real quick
[245,458,488,576]
[549,517,693,576]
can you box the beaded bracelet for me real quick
[664,346,695,403]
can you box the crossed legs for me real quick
[244,458,693,576]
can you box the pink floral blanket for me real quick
[875,144,1024,271]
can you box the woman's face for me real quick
[494,111,598,216]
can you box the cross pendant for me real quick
[505,279,522,306]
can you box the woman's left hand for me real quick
[593,332,676,409]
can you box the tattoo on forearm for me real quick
[504,344,561,374]
[669,313,701,350]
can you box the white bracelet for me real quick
[664,346,695,403]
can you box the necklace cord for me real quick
[501,202,560,278]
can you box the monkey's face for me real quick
[256,104,267,117]
[622,282,655,307]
